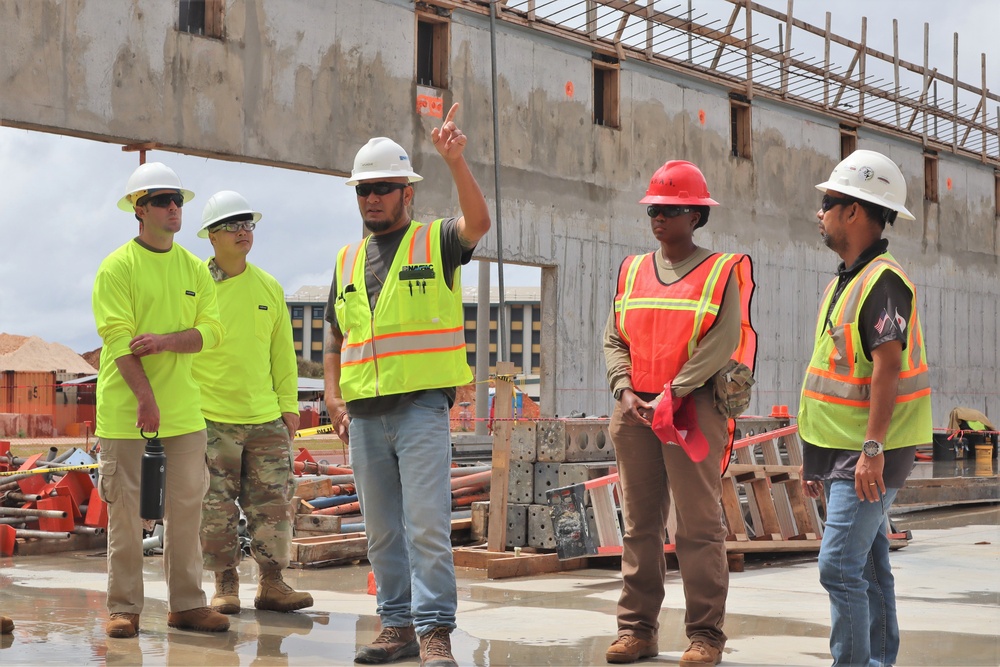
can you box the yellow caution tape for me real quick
[0,463,99,477]
[294,424,339,438]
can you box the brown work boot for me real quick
[1,615,14,635]
[419,627,457,667]
[354,625,419,664]
[680,639,723,665]
[254,569,314,612]
[105,612,139,638]
[211,568,241,615]
[167,606,230,632]
[605,635,659,663]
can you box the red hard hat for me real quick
[640,160,720,206]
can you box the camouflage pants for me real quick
[201,418,294,571]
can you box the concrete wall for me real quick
[2,0,996,422]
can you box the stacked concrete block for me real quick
[502,418,616,549]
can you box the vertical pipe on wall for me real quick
[488,1,508,361]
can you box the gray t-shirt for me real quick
[325,217,474,416]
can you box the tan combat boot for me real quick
[1,615,14,635]
[105,612,139,638]
[211,568,241,615]
[254,569,314,612]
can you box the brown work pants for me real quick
[610,384,729,650]
[99,431,210,614]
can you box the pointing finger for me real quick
[444,102,459,126]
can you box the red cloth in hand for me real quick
[651,385,709,463]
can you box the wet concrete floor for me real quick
[1,504,997,666]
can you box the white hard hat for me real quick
[345,137,423,186]
[117,162,195,212]
[815,149,915,221]
[198,190,262,238]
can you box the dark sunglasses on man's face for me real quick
[141,192,185,209]
[355,182,408,198]
[647,205,692,219]
[820,195,855,212]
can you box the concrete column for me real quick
[522,302,532,380]
[475,261,490,435]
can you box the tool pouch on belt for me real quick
[712,359,755,419]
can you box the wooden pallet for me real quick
[546,421,909,563]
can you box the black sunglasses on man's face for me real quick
[355,182,408,198]
[140,192,185,209]
[820,194,855,212]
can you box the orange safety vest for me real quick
[615,251,757,393]
[616,251,757,472]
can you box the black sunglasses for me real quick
[647,205,692,219]
[140,192,185,209]
[355,182,408,198]
[820,195,855,212]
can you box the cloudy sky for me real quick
[0,0,995,354]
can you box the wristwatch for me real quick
[862,439,884,457]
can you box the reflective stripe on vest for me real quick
[333,220,471,401]
[798,253,932,449]
[614,252,744,394]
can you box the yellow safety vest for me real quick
[798,253,932,449]
[333,219,472,401]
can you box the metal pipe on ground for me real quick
[308,494,359,510]
[0,518,27,525]
[2,492,44,503]
[0,507,68,519]
[450,470,492,490]
[15,529,71,539]
[293,461,353,476]
[339,509,472,535]
[72,526,105,536]
[450,466,491,477]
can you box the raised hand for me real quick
[431,103,468,162]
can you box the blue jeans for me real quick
[819,480,900,667]
[349,390,457,635]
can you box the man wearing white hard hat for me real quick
[324,104,490,667]
[192,191,312,616]
[799,149,932,667]
[92,162,229,638]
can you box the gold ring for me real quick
[868,482,877,486]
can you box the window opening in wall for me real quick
[593,55,620,128]
[729,93,752,159]
[179,0,224,38]
[840,125,857,158]
[924,151,938,202]
[416,14,450,89]
[994,171,999,217]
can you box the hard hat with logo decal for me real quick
[346,137,423,186]
[198,190,263,238]
[815,149,914,221]
[117,162,194,212]
[640,160,720,207]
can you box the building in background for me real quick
[285,285,541,401]
[285,286,328,364]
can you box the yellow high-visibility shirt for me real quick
[193,262,299,424]
[93,240,224,439]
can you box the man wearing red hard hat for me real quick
[603,160,757,666]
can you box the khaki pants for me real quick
[610,384,729,650]
[98,431,209,614]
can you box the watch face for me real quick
[863,440,882,456]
